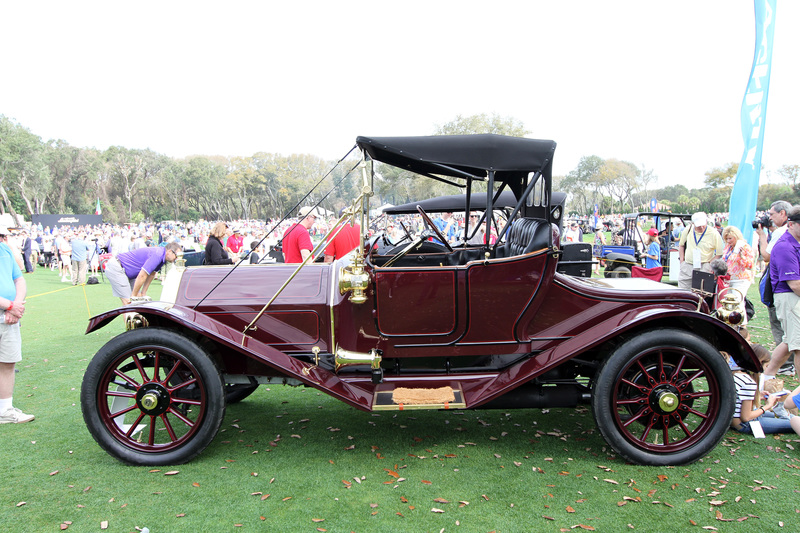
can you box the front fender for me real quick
[85,302,374,411]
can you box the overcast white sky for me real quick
[1,1,797,189]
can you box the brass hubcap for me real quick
[141,393,158,411]
[657,391,679,413]
[136,383,171,416]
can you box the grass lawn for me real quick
[3,266,799,532]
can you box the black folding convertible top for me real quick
[382,190,518,215]
[356,135,556,181]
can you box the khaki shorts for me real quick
[105,257,136,299]
[774,291,800,352]
[0,319,22,363]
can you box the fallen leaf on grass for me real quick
[566,505,576,513]
[261,494,271,501]
[421,480,432,485]
[433,498,449,504]
[312,518,324,523]
[164,471,179,476]
[49,470,59,476]
[192,482,200,487]
[656,475,668,482]
[16,502,26,507]
[603,479,618,485]
[176,513,185,517]
[431,508,445,513]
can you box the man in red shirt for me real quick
[283,206,318,263]
[226,226,244,258]
[325,209,361,262]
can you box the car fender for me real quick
[604,251,636,264]
[85,302,374,410]
[471,305,758,407]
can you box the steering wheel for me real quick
[416,206,453,252]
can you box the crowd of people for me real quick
[4,200,800,435]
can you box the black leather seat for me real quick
[502,218,551,257]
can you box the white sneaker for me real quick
[0,407,35,424]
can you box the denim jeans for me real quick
[737,412,795,435]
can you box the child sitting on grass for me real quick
[727,344,799,435]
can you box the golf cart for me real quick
[602,212,691,278]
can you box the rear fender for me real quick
[469,306,758,407]
[85,303,373,411]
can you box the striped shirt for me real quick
[733,372,757,418]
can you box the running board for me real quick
[373,385,466,411]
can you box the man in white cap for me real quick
[0,225,33,423]
[283,206,319,263]
[677,211,724,290]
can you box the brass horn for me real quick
[334,346,382,372]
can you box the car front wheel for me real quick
[591,328,734,466]
[81,328,225,466]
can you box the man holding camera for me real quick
[756,200,795,379]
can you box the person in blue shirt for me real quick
[0,225,33,424]
[433,212,457,246]
[643,228,662,269]
[69,232,91,285]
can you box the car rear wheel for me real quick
[605,266,631,278]
[591,328,734,466]
[81,328,225,466]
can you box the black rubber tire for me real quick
[591,328,734,466]
[225,383,259,404]
[81,328,225,466]
[605,266,631,278]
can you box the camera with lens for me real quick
[752,214,771,229]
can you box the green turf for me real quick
[2,267,798,532]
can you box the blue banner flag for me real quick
[728,0,776,242]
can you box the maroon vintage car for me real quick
[81,134,759,467]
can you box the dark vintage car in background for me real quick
[81,134,758,467]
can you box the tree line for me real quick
[0,115,364,225]
[2,113,797,224]
[557,156,800,216]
